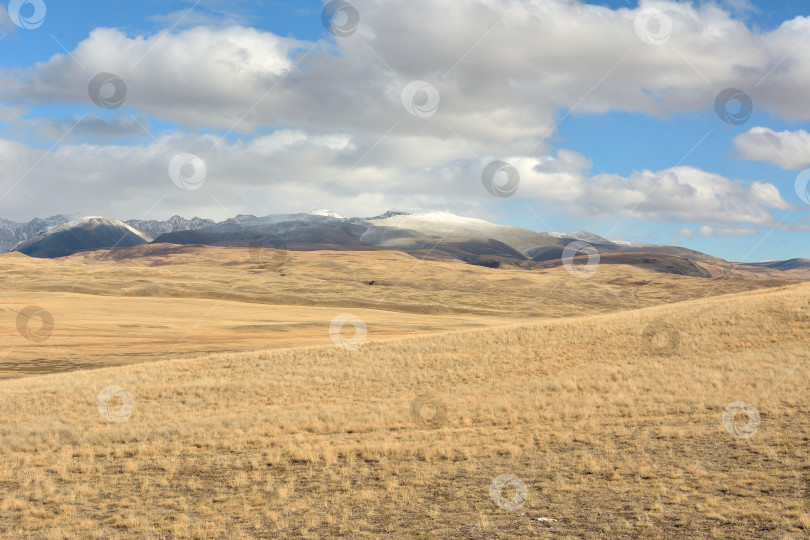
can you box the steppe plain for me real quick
[0,245,807,538]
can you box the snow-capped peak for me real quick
[47,216,152,242]
[366,210,497,229]
[308,209,346,219]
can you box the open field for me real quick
[6,1,810,538]
[0,245,786,379]
[0,269,807,538]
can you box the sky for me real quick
[1,0,809,262]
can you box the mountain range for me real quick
[0,215,214,253]
[0,215,76,254]
[5,210,809,280]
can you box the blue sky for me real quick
[1,0,809,261]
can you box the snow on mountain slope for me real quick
[548,230,612,244]
[0,215,74,253]
[367,211,498,234]
[308,209,346,219]
[548,230,654,248]
[611,239,656,248]
[126,216,215,240]
[12,217,151,258]
[361,210,561,251]
[1,215,218,254]
[4,209,658,260]
[36,217,152,241]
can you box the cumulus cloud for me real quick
[0,133,794,233]
[717,0,759,17]
[515,152,794,226]
[70,114,150,140]
[7,114,151,143]
[734,127,810,170]
[1,26,305,132]
[1,0,808,233]
[4,0,810,151]
[0,103,23,124]
[0,131,445,222]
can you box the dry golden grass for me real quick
[0,245,784,378]
[0,270,807,538]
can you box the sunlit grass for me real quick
[0,245,783,378]
[0,280,807,537]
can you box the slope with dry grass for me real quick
[0,282,807,538]
[0,245,786,379]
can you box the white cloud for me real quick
[12,114,150,143]
[5,0,810,150]
[0,133,794,233]
[0,103,23,124]
[678,225,758,238]
[716,0,758,17]
[0,0,808,235]
[734,127,810,170]
[516,153,794,226]
[1,26,304,131]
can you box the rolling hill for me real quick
[0,279,806,538]
[0,211,805,538]
[0,241,790,379]
[11,217,151,258]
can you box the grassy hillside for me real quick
[0,282,807,538]
[0,246,785,379]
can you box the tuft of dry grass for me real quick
[0,278,807,538]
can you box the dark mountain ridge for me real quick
[4,210,807,281]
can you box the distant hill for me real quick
[0,215,74,253]
[745,258,810,271]
[3,209,807,280]
[0,215,215,255]
[11,217,150,258]
[533,252,713,278]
